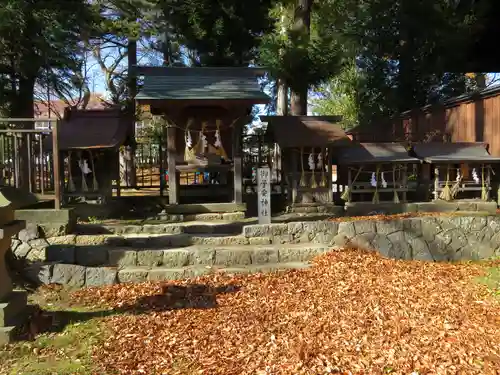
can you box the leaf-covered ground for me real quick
[66,249,500,375]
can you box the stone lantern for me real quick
[0,189,26,345]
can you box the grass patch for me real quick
[0,286,110,375]
[477,264,500,299]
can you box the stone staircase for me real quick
[26,221,337,288]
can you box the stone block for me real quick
[271,234,293,244]
[47,235,77,245]
[215,249,252,266]
[0,326,16,346]
[161,225,184,234]
[428,236,451,262]
[18,223,39,242]
[39,223,69,238]
[222,212,245,221]
[474,202,497,214]
[104,236,128,247]
[75,246,108,266]
[120,225,143,234]
[353,220,376,235]
[371,234,393,258]
[75,235,108,246]
[287,222,304,236]
[51,264,86,287]
[26,247,46,262]
[338,221,355,239]
[163,250,190,267]
[279,246,329,262]
[376,220,404,236]
[28,238,49,249]
[13,242,31,258]
[0,291,27,327]
[387,231,411,260]
[487,217,500,233]
[46,245,75,263]
[406,235,433,261]
[108,249,137,268]
[24,262,53,284]
[421,218,442,242]
[243,224,287,238]
[137,250,163,267]
[248,237,272,245]
[85,267,117,286]
[251,249,279,264]
[148,268,186,281]
[333,233,350,247]
[311,232,336,246]
[189,249,215,265]
[118,268,148,283]
[403,218,422,237]
[469,217,487,232]
[350,233,375,250]
[10,239,20,252]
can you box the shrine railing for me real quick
[0,118,62,208]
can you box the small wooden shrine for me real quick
[45,107,131,203]
[135,66,269,205]
[262,115,349,205]
[411,142,500,201]
[335,143,419,203]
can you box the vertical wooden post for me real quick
[232,122,243,204]
[27,133,33,193]
[280,148,287,203]
[326,147,333,202]
[52,121,61,209]
[166,124,178,204]
[433,166,439,200]
[159,133,164,197]
[486,163,491,200]
[347,167,352,202]
[402,164,408,202]
[291,149,298,204]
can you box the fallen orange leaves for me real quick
[71,249,500,375]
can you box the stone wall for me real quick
[243,215,500,261]
[11,209,75,262]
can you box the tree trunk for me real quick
[276,78,288,116]
[290,0,312,116]
[120,38,138,187]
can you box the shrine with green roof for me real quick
[135,66,270,206]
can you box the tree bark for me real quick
[276,78,288,116]
[120,38,138,187]
[290,0,312,116]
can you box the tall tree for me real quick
[0,0,97,118]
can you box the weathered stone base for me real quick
[25,261,313,287]
[0,291,27,345]
[345,200,497,216]
[286,203,344,215]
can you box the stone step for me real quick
[0,326,16,346]
[0,291,28,328]
[75,220,248,236]
[26,261,313,288]
[49,243,331,268]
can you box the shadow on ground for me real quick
[14,283,241,341]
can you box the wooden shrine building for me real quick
[135,67,269,205]
[334,143,419,203]
[411,142,500,201]
[262,115,349,206]
[45,108,131,204]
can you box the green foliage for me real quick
[311,60,360,129]
[156,0,274,66]
[259,1,344,93]
[0,0,98,116]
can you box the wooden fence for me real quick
[0,118,61,208]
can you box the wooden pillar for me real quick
[291,149,298,204]
[326,147,333,202]
[433,166,439,200]
[402,164,408,202]
[347,167,352,202]
[52,121,61,209]
[167,124,179,204]
[232,122,243,204]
